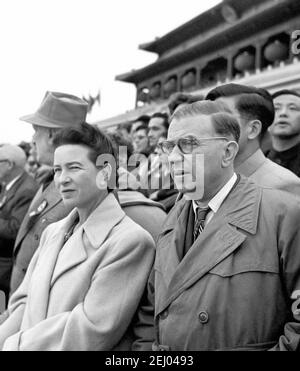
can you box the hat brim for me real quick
[20,113,71,129]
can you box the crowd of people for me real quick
[0,83,299,350]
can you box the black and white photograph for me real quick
[0,0,300,355]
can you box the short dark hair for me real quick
[168,92,204,115]
[272,89,300,99]
[117,122,132,133]
[206,83,274,135]
[132,115,150,125]
[134,124,149,134]
[150,112,170,131]
[172,100,240,143]
[53,122,117,192]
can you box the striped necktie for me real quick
[193,206,210,241]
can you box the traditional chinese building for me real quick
[95,0,300,130]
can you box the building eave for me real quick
[97,59,300,129]
[116,0,298,85]
[137,0,261,54]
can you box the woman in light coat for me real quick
[0,123,155,351]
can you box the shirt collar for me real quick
[193,173,237,215]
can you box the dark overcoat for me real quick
[0,172,38,296]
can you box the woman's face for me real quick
[54,144,105,211]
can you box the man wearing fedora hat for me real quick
[9,91,89,295]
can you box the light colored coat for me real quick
[0,193,155,351]
[236,149,300,197]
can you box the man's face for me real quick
[269,94,300,138]
[214,96,248,154]
[130,121,144,138]
[32,125,54,166]
[54,144,103,211]
[167,115,227,200]
[133,129,149,154]
[148,117,167,148]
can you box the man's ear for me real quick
[102,163,112,182]
[222,141,239,168]
[48,128,56,146]
[6,160,14,171]
[248,120,262,140]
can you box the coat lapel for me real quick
[27,223,66,322]
[0,173,26,207]
[156,176,262,314]
[50,210,87,287]
[155,200,189,287]
[50,193,126,287]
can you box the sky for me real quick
[0,0,221,144]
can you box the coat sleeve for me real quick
[131,265,156,351]
[0,235,42,349]
[2,230,155,351]
[270,203,300,351]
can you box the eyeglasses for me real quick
[158,137,229,155]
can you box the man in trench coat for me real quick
[133,100,300,351]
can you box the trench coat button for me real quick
[152,343,170,351]
[160,309,169,320]
[198,311,209,324]
[34,234,39,241]
[41,218,47,224]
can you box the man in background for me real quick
[9,91,89,295]
[267,89,300,177]
[0,144,38,302]
[130,115,150,140]
[132,124,151,157]
[143,112,178,211]
[206,83,300,195]
[148,112,169,152]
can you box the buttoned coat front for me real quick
[0,193,155,351]
[152,176,300,351]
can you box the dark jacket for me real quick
[266,143,300,178]
[0,172,38,295]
